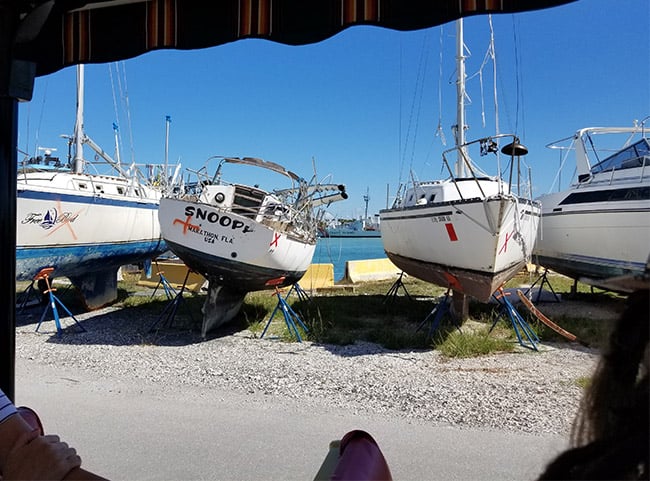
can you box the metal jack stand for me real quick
[17,279,44,313]
[285,282,312,303]
[150,266,177,300]
[34,267,86,338]
[148,268,194,332]
[524,268,560,303]
[260,285,310,342]
[416,289,457,338]
[491,288,539,351]
[383,272,411,303]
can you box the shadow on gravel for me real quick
[15,296,251,347]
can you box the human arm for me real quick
[0,393,106,480]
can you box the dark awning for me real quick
[13,0,575,78]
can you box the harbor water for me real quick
[313,237,387,282]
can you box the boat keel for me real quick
[68,268,119,310]
[201,281,246,338]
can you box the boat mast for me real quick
[72,64,85,174]
[164,115,171,188]
[363,187,369,222]
[454,19,468,177]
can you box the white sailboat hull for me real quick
[158,197,316,291]
[16,171,165,281]
[381,187,540,301]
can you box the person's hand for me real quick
[3,429,82,480]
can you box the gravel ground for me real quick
[15,302,601,437]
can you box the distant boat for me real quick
[158,156,346,336]
[16,65,178,309]
[534,120,650,292]
[321,187,381,238]
[379,18,541,303]
[322,218,381,238]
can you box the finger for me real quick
[9,428,40,451]
[42,433,62,443]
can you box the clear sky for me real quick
[18,0,649,219]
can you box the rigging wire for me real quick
[435,25,446,147]
[398,30,431,188]
[511,14,524,139]
[108,63,123,164]
[114,61,136,166]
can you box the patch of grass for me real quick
[575,376,592,389]
[21,270,622,357]
[433,318,517,357]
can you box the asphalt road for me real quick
[15,361,567,481]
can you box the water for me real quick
[312,237,386,281]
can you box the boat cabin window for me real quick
[117,186,125,195]
[232,185,265,218]
[591,138,650,174]
[429,194,436,202]
[77,182,87,190]
[95,184,104,193]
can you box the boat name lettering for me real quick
[21,209,80,230]
[195,227,234,245]
[184,206,253,233]
[430,214,451,223]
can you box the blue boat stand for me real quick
[34,267,86,337]
[150,264,177,300]
[148,268,194,332]
[416,289,458,338]
[260,283,310,342]
[383,271,411,303]
[491,287,539,351]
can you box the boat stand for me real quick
[150,265,177,300]
[17,279,44,313]
[383,272,411,303]
[524,268,560,303]
[491,288,539,351]
[260,285,310,342]
[285,282,312,304]
[416,289,457,338]
[148,268,194,332]
[34,267,86,338]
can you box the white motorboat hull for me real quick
[381,193,540,301]
[158,197,316,291]
[534,182,650,291]
[534,126,650,292]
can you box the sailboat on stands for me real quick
[158,156,347,337]
[16,65,179,309]
[380,18,541,306]
[534,120,650,293]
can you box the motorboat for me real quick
[534,120,650,292]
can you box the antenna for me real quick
[363,187,370,221]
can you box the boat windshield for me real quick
[591,137,650,174]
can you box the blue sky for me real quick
[18,0,649,219]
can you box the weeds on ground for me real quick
[20,270,622,357]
